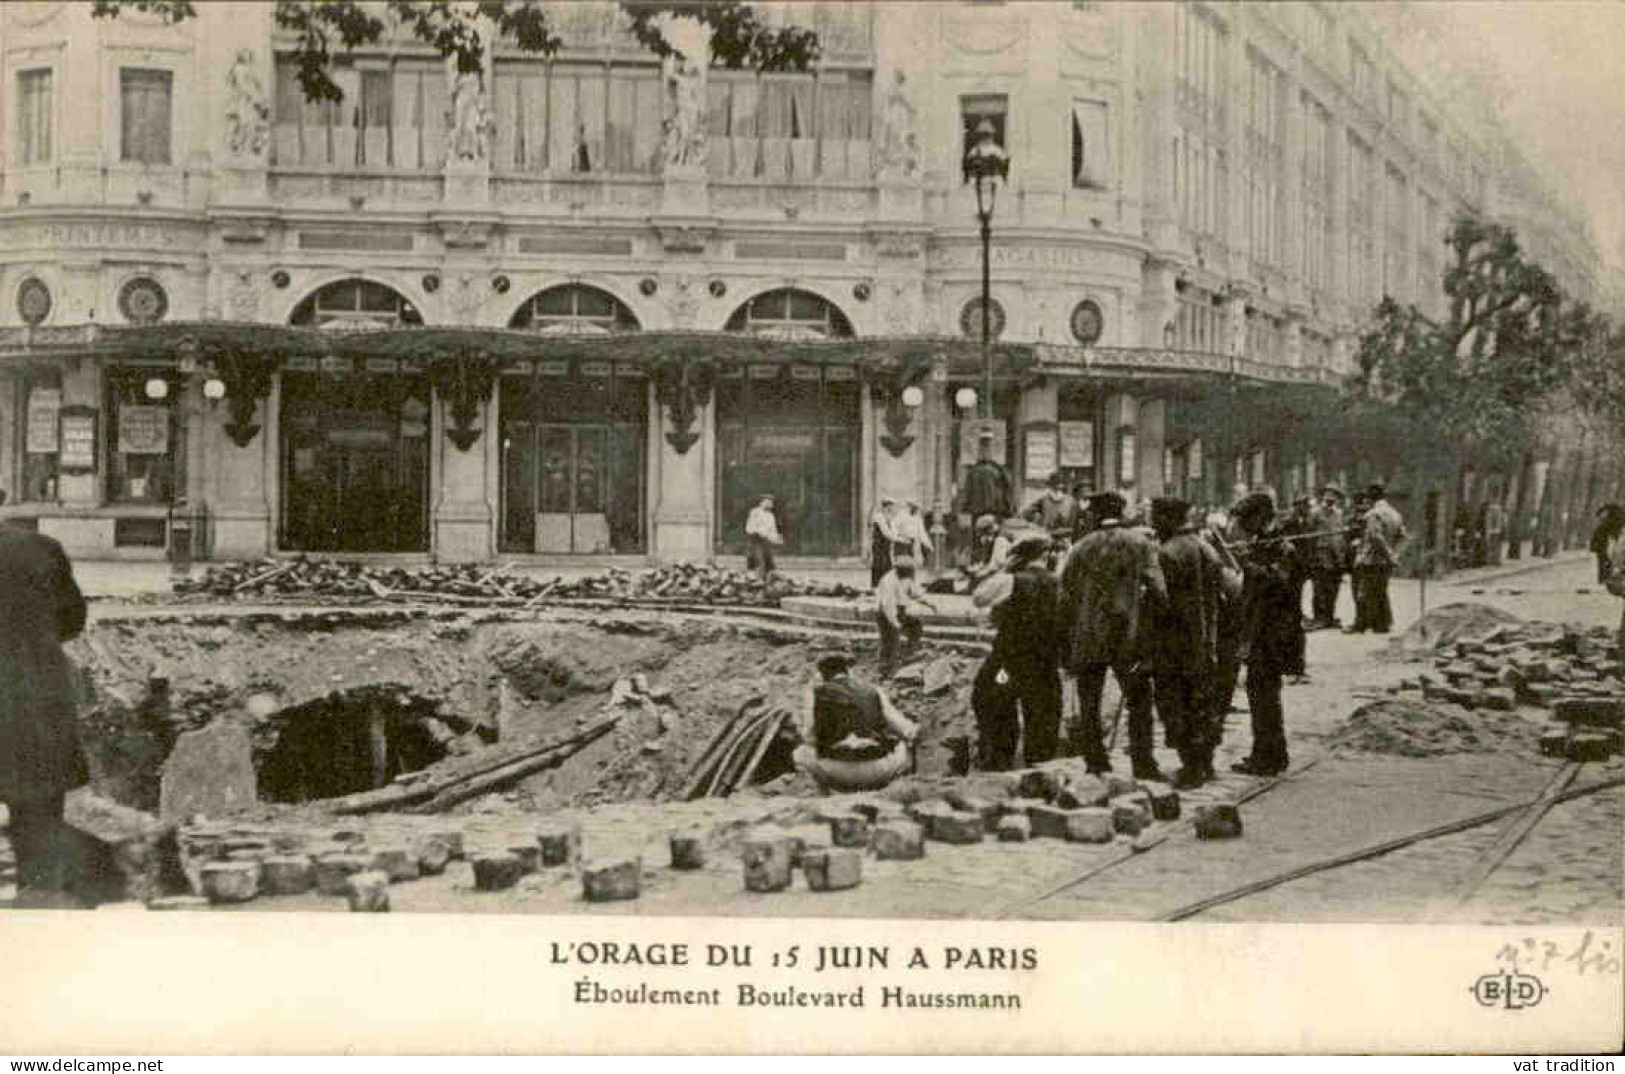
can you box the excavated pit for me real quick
[67,608,977,821]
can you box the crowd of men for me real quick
[857,466,1412,790]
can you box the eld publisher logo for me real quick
[1471,971,1549,1010]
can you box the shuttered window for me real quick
[16,68,52,165]
[120,68,173,165]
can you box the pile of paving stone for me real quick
[1386,620,1624,761]
[136,759,1242,911]
[173,558,860,608]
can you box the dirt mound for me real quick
[1330,698,1540,758]
[1390,603,1521,656]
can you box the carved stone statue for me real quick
[657,14,710,173]
[875,70,920,180]
[225,49,269,158]
[447,67,493,163]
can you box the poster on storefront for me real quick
[1023,424,1058,482]
[59,407,97,472]
[118,404,169,455]
[26,387,60,453]
[1059,420,1093,467]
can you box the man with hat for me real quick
[971,531,1062,770]
[793,654,918,792]
[1349,482,1406,634]
[874,555,935,676]
[1022,472,1082,548]
[868,497,898,589]
[745,494,783,584]
[1307,486,1348,630]
[1147,496,1227,787]
[1058,490,1167,776]
[1229,492,1305,776]
[956,429,1014,525]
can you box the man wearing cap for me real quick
[972,532,1062,770]
[1230,492,1305,776]
[875,557,935,676]
[1307,486,1348,630]
[1022,472,1082,548]
[957,430,1014,524]
[1058,490,1167,776]
[1148,496,1227,787]
[963,514,1013,586]
[869,498,898,589]
[745,494,783,584]
[793,654,918,792]
[897,500,933,567]
[1349,482,1406,634]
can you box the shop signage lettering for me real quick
[3,222,188,249]
[580,361,612,377]
[363,358,400,374]
[1059,421,1094,467]
[118,405,169,455]
[1024,427,1058,482]
[751,430,816,455]
[790,366,822,381]
[60,410,97,472]
[748,365,781,380]
[26,388,61,453]
[320,357,353,374]
[945,245,1098,270]
[538,360,569,376]
[284,357,319,372]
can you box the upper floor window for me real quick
[509,285,639,334]
[120,68,173,165]
[960,94,1008,161]
[1070,99,1109,190]
[1349,42,1376,105]
[726,288,854,340]
[16,68,52,165]
[1175,2,1226,131]
[289,278,423,329]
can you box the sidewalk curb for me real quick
[1435,550,1591,589]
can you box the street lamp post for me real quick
[962,118,1009,421]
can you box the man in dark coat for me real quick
[1022,472,1082,546]
[956,430,1014,522]
[1058,491,1167,776]
[1148,497,1226,788]
[1229,493,1306,776]
[972,533,1062,770]
[1,525,89,907]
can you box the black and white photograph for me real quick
[0,0,1621,1056]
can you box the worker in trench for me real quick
[970,532,1062,771]
[874,555,936,676]
[0,520,91,909]
[791,654,919,793]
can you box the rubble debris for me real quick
[370,846,419,881]
[669,831,707,870]
[200,860,258,903]
[1110,799,1150,837]
[414,836,453,876]
[345,871,391,912]
[871,821,925,861]
[175,558,861,608]
[62,791,183,904]
[1333,699,1541,758]
[802,849,863,892]
[995,814,1031,842]
[146,895,210,911]
[925,810,984,845]
[582,857,642,902]
[158,720,259,821]
[1194,804,1243,840]
[507,843,541,874]
[741,836,795,892]
[472,853,524,892]
[314,853,373,895]
[261,855,314,895]
[537,825,580,867]
[827,814,871,848]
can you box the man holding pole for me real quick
[1349,482,1407,635]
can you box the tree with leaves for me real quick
[1349,211,1595,575]
[91,0,821,103]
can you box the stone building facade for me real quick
[0,2,1606,562]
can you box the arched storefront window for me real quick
[716,289,858,558]
[289,278,423,329]
[724,288,854,340]
[281,278,428,552]
[501,285,645,554]
[510,284,639,334]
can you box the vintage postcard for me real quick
[0,0,1620,1055]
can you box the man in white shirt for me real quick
[875,556,935,675]
[897,500,933,567]
[745,495,783,583]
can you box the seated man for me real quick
[792,654,919,793]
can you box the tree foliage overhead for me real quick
[1348,212,1597,469]
[92,0,820,104]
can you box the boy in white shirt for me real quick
[875,556,935,675]
[745,495,783,582]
